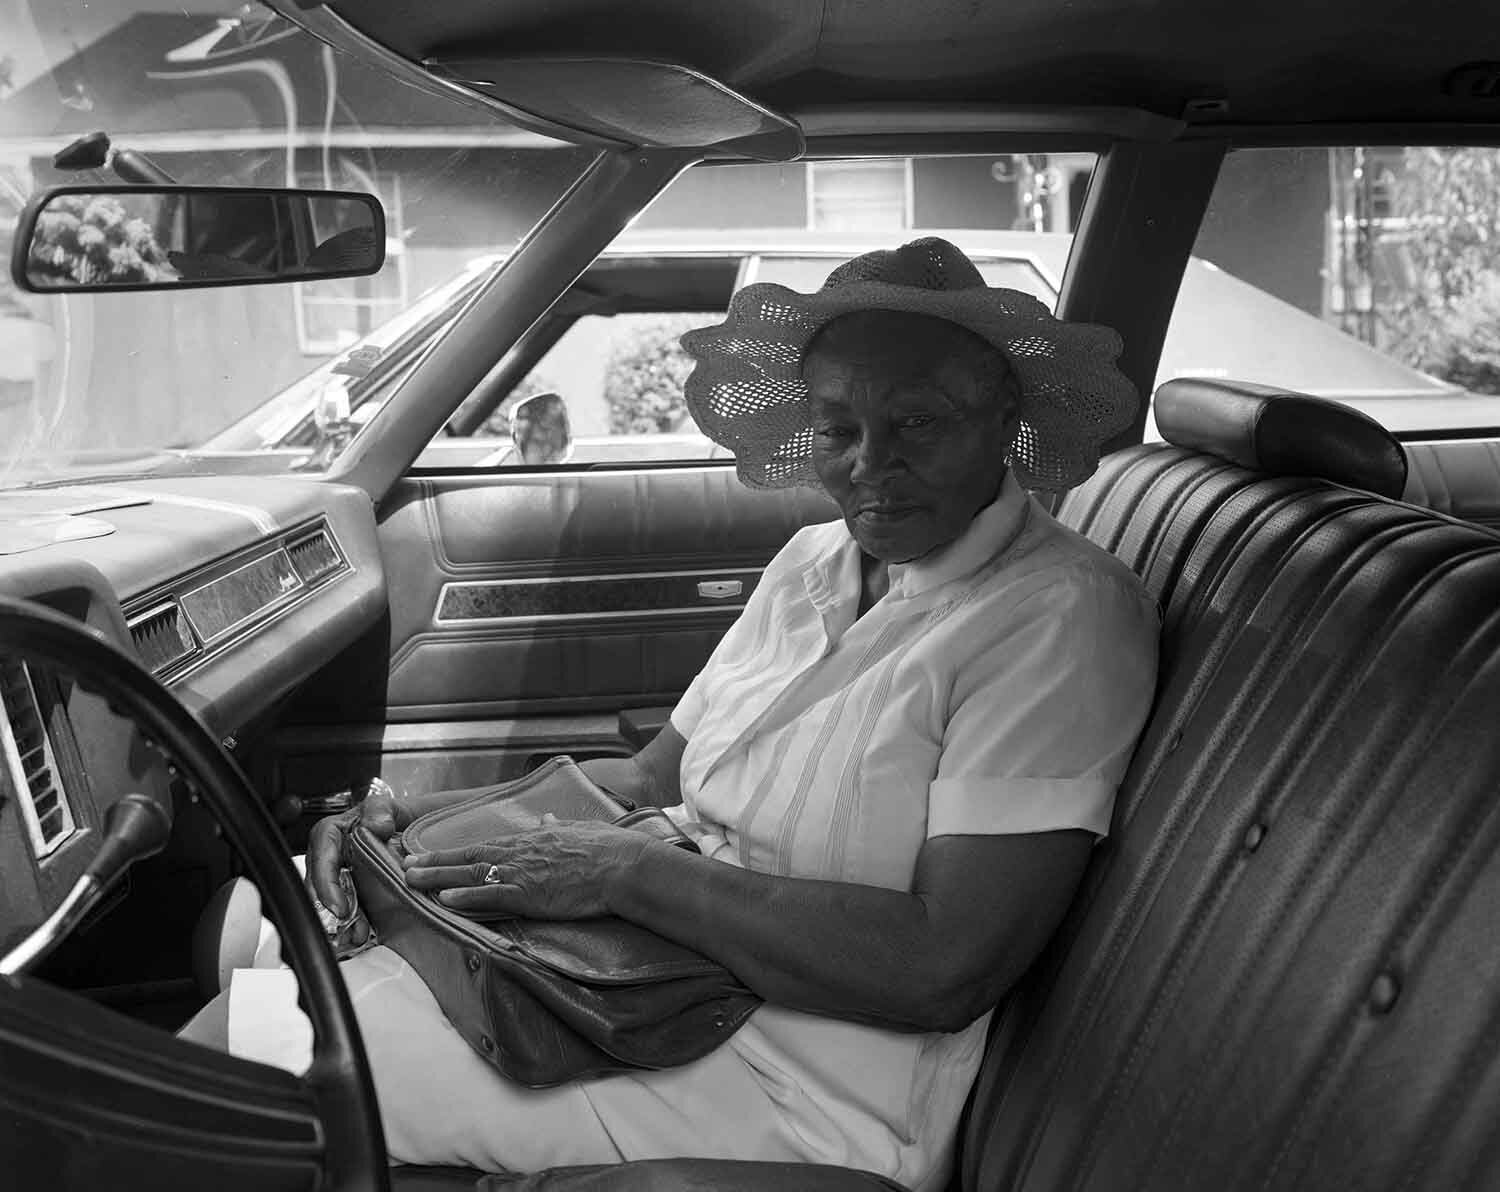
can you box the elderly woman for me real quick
[199,238,1159,1191]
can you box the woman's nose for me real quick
[849,426,901,483]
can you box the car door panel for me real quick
[268,465,834,807]
[376,467,836,715]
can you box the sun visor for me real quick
[424,56,806,161]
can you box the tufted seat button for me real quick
[479,1034,496,1054]
[1243,822,1266,852]
[1369,972,1401,1014]
[1166,729,1183,752]
[465,951,481,974]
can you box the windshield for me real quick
[199,253,500,458]
[0,0,595,487]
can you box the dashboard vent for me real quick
[128,601,199,676]
[286,527,345,585]
[0,660,76,857]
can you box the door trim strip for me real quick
[433,567,763,626]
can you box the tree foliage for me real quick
[603,314,702,434]
[26,194,174,287]
[1384,147,1500,394]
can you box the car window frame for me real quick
[408,244,1069,479]
[341,145,1148,499]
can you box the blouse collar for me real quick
[886,469,1032,600]
[806,469,1033,614]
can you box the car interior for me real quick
[3,0,1500,1190]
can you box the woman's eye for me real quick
[897,414,937,431]
[816,425,854,440]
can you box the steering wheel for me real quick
[0,596,387,1190]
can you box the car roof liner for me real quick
[281,0,1500,142]
[266,2,804,160]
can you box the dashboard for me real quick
[0,475,386,962]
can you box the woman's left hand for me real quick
[400,815,654,918]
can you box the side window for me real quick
[518,312,707,438]
[446,151,1099,471]
[1161,146,1500,437]
[465,312,731,468]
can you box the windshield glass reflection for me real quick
[0,0,594,487]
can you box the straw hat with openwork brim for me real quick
[679,237,1138,491]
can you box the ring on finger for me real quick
[482,863,503,885]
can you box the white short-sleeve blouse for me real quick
[656,469,1160,1188]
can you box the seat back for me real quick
[1403,439,1500,530]
[956,389,1500,1190]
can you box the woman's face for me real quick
[804,311,1020,564]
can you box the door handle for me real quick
[697,580,743,600]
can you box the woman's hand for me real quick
[401,815,655,919]
[307,779,411,917]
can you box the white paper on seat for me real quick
[227,965,314,1075]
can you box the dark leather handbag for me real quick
[347,756,761,1088]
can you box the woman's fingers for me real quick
[402,842,505,870]
[359,780,406,838]
[436,885,525,914]
[399,826,624,920]
[402,861,499,891]
[306,811,355,915]
[398,822,584,876]
[306,789,404,916]
[360,796,397,838]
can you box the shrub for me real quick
[603,314,703,434]
[27,194,173,287]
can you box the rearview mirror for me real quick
[10,185,385,293]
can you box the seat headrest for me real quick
[1154,378,1408,498]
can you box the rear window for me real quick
[1160,146,1500,437]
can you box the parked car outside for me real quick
[193,226,1491,478]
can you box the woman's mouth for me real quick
[854,504,922,525]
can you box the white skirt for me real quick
[230,943,804,1172]
[226,935,842,1175]
[222,867,948,1186]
